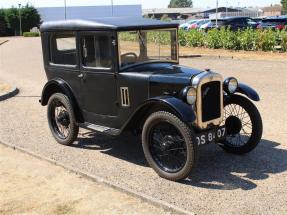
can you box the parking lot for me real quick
[0,37,287,214]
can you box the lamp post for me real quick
[216,0,218,27]
[111,0,114,16]
[18,3,22,36]
[64,0,67,20]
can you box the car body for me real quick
[257,17,287,30]
[179,20,196,30]
[188,19,210,30]
[199,20,213,30]
[207,17,258,31]
[40,17,263,181]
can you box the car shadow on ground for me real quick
[73,131,287,191]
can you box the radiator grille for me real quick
[201,81,221,122]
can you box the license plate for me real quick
[196,126,226,146]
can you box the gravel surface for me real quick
[0,37,287,215]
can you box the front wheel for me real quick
[219,95,263,154]
[142,111,198,181]
[47,93,79,145]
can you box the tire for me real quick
[142,111,198,181]
[220,94,263,154]
[47,93,79,145]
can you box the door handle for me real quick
[78,73,84,78]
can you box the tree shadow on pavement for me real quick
[73,131,287,191]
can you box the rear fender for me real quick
[40,79,84,123]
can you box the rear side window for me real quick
[81,32,113,69]
[50,33,77,66]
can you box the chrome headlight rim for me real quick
[186,87,197,105]
[180,86,197,105]
[224,77,238,94]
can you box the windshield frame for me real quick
[117,28,179,71]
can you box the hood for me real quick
[123,62,203,98]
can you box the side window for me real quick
[50,33,77,66]
[81,32,113,69]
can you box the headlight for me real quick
[224,77,238,94]
[186,87,197,105]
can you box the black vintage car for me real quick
[40,17,263,181]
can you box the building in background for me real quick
[262,5,283,17]
[37,5,142,22]
[142,8,204,20]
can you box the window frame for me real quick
[78,31,116,73]
[117,28,179,71]
[48,31,79,69]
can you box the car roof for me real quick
[40,17,179,32]
[263,16,287,21]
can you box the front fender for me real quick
[146,96,196,123]
[237,83,260,102]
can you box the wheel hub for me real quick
[161,135,175,150]
[56,111,70,127]
[225,116,242,135]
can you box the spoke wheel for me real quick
[51,103,71,139]
[142,111,198,181]
[220,95,263,154]
[47,93,79,145]
[150,121,187,173]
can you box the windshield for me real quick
[118,29,178,69]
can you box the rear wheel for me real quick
[47,93,79,145]
[220,95,263,154]
[142,111,198,181]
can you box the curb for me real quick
[0,141,193,215]
[0,40,8,45]
[180,54,234,60]
[0,87,19,101]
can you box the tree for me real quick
[168,0,193,8]
[5,4,41,36]
[0,9,8,36]
[282,0,287,14]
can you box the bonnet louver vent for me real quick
[120,87,130,107]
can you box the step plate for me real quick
[86,124,111,132]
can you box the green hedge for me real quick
[178,28,287,52]
[23,32,39,37]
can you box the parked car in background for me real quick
[207,17,258,31]
[179,20,196,30]
[188,19,210,30]
[257,17,287,30]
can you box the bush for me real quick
[23,32,39,37]
[239,28,260,51]
[180,28,287,52]
[185,29,205,47]
[205,28,223,49]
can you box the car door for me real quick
[78,31,118,125]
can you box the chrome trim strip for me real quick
[192,71,223,129]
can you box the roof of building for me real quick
[142,8,204,15]
[40,17,179,32]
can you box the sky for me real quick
[0,0,282,9]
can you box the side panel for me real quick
[115,72,150,128]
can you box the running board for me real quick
[80,123,121,136]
